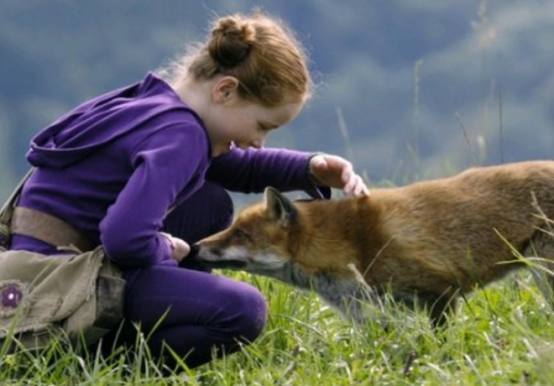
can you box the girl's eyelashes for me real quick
[257,123,268,131]
[258,122,277,132]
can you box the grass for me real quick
[1,268,553,385]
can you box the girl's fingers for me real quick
[341,164,354,185]
[343,173,357,194]
[173,238,191,261]
[355,177,369,197]
[311,154,369,196]
[160,232,191,262]
[356,177,370,196]
[345,175,370,197]
[353,178,363,197]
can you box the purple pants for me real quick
[98,182,267,368]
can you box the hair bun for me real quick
[209,16,256,68]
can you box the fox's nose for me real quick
[188,243,200,259]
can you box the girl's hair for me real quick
[162,11,311,106]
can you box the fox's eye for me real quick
[234,229,252,242]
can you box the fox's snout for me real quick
[187,243,200,259]
[181,242,221,262]
[186,241,249,269]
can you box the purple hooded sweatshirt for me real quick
[10,73,329,268]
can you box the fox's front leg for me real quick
[313,276,384,326]
[258,262,384,325]
[391,289,458,328]
[526,230,554,307]
[308,264,388,326]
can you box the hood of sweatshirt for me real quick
[26,73,200,169]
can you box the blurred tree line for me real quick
[1,0,552,199]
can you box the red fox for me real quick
[194,161,554,326]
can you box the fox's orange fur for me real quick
[196,161,554,325]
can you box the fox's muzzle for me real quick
[181,243,248,270]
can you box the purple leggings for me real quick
[98,182,267,368]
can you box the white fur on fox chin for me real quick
[224,246,286,270]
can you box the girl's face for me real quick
[203,77,304,156]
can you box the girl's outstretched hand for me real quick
[308,154,370,197]
[160,232,191,262]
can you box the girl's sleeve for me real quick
[99,125,206,268]
[206,147,331,199]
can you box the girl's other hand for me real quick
[309,154,370,197]
[160,232,191,262]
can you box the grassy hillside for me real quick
[1,268,553,385]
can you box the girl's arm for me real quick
[100,125,206,268]
[206,147,331,199]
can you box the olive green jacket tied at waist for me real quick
[0,170,125,351]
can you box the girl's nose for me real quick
[251,139,264,149]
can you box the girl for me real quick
[9,11,368,368]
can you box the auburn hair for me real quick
[164,11,311,106]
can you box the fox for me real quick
[193,161,554,326]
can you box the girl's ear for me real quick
[212,76,239,104]
[264,187,297,227]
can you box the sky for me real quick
[1,0,552,200]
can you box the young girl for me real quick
[9,12,368,368]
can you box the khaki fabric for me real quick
[0,169,125,351]
[0,247,125,350]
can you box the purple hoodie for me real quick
[10,73,329,268]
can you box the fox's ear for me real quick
[264,187,297,227]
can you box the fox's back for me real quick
[368,161,554,287]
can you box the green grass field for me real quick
[1,268,553,385]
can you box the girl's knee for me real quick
[221,281,267,343]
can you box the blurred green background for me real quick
[1,0,553,200]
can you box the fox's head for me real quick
[194,187,375,284]
[195,187,301,275]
